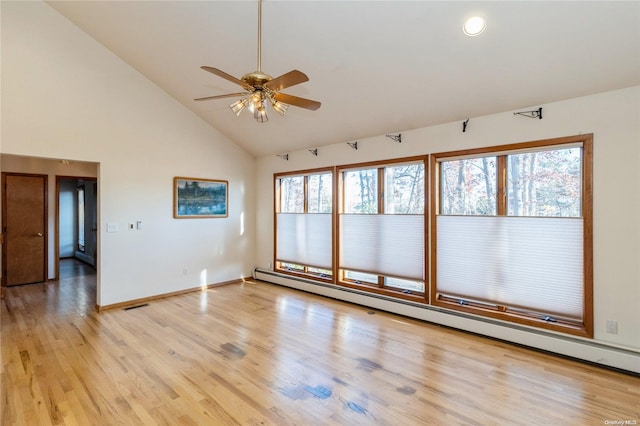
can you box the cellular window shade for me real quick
[437,216,584,320]
[340,214,424,281]
[276,213,332,269]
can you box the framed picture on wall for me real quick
[173,177,228,218]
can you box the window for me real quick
[440,157,497,215]
[271,134,591,338]
[338,157,427,299]
[432,135,593,337]
[507,148,581,217]
[275,169,333,279]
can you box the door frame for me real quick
[55,175,98,280]
[1,172,49,287]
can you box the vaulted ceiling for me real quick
[47,1,640,157]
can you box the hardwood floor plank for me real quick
[2,259,639,425]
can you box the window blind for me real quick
[340,214,424,281]
[276,213,332,269]
[436,216,583,320]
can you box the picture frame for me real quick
[173,177,228,218]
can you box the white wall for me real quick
[255,86,640,354]
[1,1,256,306]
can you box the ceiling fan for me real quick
[195,0,321,123]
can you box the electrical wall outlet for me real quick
[606,320,618,334]
[182,267,189,276]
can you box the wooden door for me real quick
[2,173,47,286]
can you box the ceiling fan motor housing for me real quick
[242,71,272,88]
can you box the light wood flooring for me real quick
[2,259,639,425]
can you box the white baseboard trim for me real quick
[254,268,639,375]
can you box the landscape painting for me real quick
[174,177,228,218]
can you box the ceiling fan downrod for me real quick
[257,0,262,72]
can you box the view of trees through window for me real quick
[343,169,378,213]
[343,164,424,214]
[276,171,333,279]
[341,160,426,294]
[441,157,496,215]
[508,148,581,217]
[385,164,425,214]
[440,147,581,217]
[279,176,304,213]
[308,173,332,214]
[433,137,592,337]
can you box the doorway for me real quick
[56,176,97,279]
[1,173,48,286]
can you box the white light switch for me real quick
[107,223,118,233]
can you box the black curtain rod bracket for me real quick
[386,133,402,143]
[513,107,543,119]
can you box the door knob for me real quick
[35,232,43,237]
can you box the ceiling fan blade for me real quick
[274,92,321,111]
[201,66,253,90]
[264,70,309,92]
[194,93,246,101]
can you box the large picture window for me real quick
[338,157,427,300]
[431,135,593,337]
[271,134,592,337]
[275,168,333,279]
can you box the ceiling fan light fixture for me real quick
[271,99,289,116]
[254,104,268,123]
[248,92,263,113]
[230,98,248,115]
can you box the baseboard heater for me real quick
[254,268,639,375]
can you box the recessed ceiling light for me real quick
[464,16,486,36]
